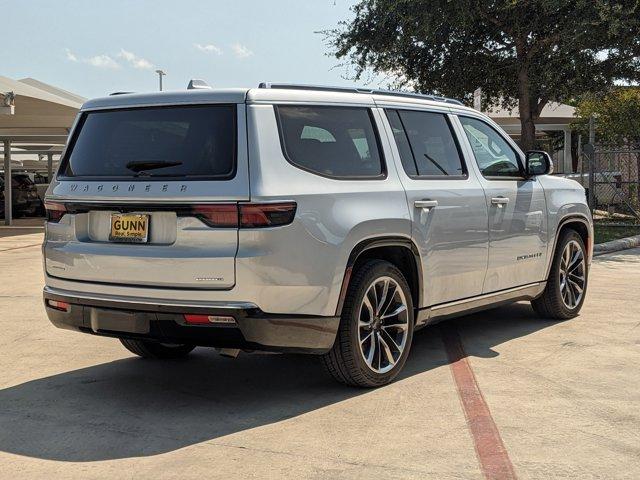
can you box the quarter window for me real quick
[386,109,466,177]
[276,106,384,178]
[459,116,522,178]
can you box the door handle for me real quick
[491,196,510,207]
[414,199,438,210]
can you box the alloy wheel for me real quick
[559,240,586,309]
[357,276,409,374]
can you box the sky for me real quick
[0,0,371,99]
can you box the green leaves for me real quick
[574,88,640,147]
[330,0,640,150]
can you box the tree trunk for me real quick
[519,114,536,152]
[517,65,536,152]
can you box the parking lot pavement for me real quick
[0,234,638,480]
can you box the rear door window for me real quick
[385,110,418,176]
[386,109,466,178]
[60,105,236,180]
[275,105,384,179]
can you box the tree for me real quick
[328,0,640,151]
[574,87,640,148]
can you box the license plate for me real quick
[109,214,149,243]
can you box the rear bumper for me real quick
[43,287,339,354]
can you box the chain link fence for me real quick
[577,147,640,222]
[574,146,640,242]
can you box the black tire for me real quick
[322,259,414,388]
[119,338,196,359]
[532,229,588,320]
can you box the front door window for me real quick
[459,117,522,178]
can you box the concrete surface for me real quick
[0,217,44,238]
[0,233,638,479]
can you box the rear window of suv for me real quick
[60,104,236,180]
[275,105,384,179]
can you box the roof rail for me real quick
[109,91,134,96]
[257,82,464,106]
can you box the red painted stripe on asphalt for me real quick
[441,324,517,480]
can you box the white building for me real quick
[487,102,577,174]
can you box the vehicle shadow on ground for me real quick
[0,302,557,462]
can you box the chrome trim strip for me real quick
[44,197,293,205]
[43,286,257,311]
[45,196,250,204]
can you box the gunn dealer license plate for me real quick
[109,214,150,243]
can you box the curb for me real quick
[593,235,640,257]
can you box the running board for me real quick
[416,282,546,326]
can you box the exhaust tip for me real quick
[217,348,241,359]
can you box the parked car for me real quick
[42,84,593,387]
[0,173,43,218]
[25,171,51,209]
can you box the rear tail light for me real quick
[42,201,296,228]
[239,202,297,228]
[190,202,296,228]
[191,204,239,228]
[46,299,70,312]
[44,202,67,223]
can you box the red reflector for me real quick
[47,300,70,312]
[44,202,67,223]
[184,314,236,325]
[191,204,239,228]
[239,202,297,228]
[184,314,211,324]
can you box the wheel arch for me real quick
[335,236,422,317]
[545,214,593,279]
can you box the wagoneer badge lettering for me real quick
[63,183,189,194]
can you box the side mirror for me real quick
[525,150,553,176]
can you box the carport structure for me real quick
[1,76,83,225]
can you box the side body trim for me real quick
[545,214,593,279]
[415,282,546,326]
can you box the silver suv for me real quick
[43,83,592,387]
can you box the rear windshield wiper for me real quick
[125,161,183,173]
